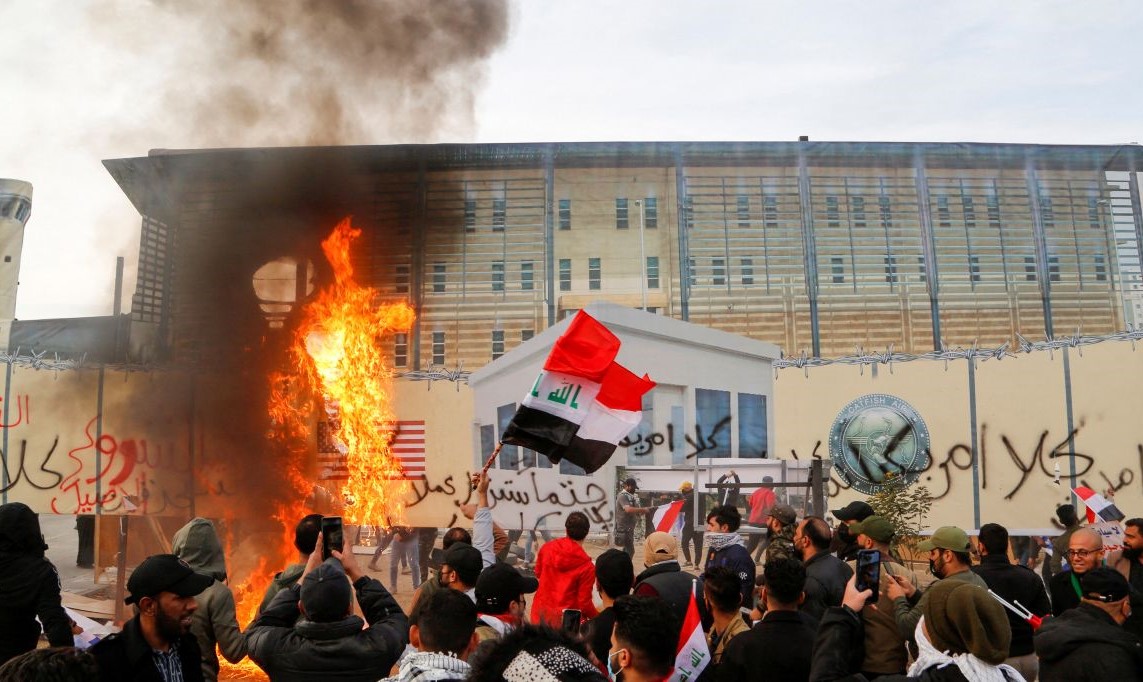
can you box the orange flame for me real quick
[218,217,414,680]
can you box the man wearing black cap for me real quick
[474,562,539,642]
[91,553,214,681]
[832,501,874,561]
[1035,567,1143,680]
[615,478,650,558]
[245,533,408,681]
[440,542,484,602]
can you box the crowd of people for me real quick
[1,477,1142,681]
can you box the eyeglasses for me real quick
[1066,549,1100,558]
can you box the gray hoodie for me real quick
[172,517,248,681]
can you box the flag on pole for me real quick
[670,580,710,682]
[653,499,685,535]
[501,311,654,473]
[1073,486,1125,523]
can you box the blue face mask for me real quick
[606,649,626,681]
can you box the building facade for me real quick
[104,142,1143,370]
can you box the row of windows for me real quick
[394,329,537,366]
[558,197,659,230]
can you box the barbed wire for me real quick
[773,327,1143,375]
[0,348,88,372]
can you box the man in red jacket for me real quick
[530,512,599,627]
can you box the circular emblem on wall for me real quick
[829,394,931,495]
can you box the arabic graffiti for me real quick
[619,415,734,459]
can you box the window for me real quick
[737,195,750,228]
[559,259,571,291]
[616,198,629,229]
[492,199,506,231]
[936,195,950,228]
[1040,196,1054,229]
[1025,256,1036,281]
[589,258,601,290]
[694,389,731,458]
[644,197,658,228]
[395,264,409,293]
[741,257,754,285]
[763,196,778,229]
[962,196,976,228]
[521,329,534,341]
[831,256,844,284]
[394,333,408,368]
[987,192,1001,228]
[879,196,892,228]
[851,196,866,228]
[884,255,898,284]
[738,393,768,458]
[492,261,504,291]
[1088,198,1101,229]
[918,255,927,283]
[521,262,534,291]
[464,200,476,232]
[491,330,504,360]
[433,263,446,293]
[646,256,660,289]
[687,257,696,287]
[712,258,726,286]
[1048,255,1060,282]
[496,404,519,470]
[559,199,571,230]
[1094,254,1107,281]
[826,196,839,228]
[970,255,981,282]
[432,331,445,365]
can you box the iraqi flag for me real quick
[653,499,685,535]
[501,311,654,473]
[670,581,710,682]
[1073,486,1126,523]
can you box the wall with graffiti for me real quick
[773,338,1143,532]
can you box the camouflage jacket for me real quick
[765,523,797,562]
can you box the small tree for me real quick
[867,472,933,560]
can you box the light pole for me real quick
[635,199,647,311]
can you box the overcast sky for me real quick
[2,1,1140,320]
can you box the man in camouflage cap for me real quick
[764,504,797,562]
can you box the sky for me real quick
[1,0,1140,320]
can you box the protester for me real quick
[387,526,421,593]
[474,562,539,642]
[1108,516,1143,641]
[745,476,777,560]
[679,481,704,568]
[415,527,437,584]
[91,553,213,681]
[763,503,797,562]
[608,595,678,682]
[245,534,408,682]
[260,513,322,613]
[887,525,989,640]
[972,522,1051,681]
[368,527,397,572]
[382,589,478,682]
[1048,527,1104,616]
[410,527,472,609]
[0,647,99,682]
[702,566,748,676]
[633,531,695,623]
[1045,503,1082,582]
[848,515,921,678]
[794,515,854,624]
[470,472,500,567]
[1034,566,1143,681]
[714,470,741,508]
[813,576,1022,681]
[171,517,247,681]
[439,542,484,603]
[832,500,875,562]
[584,549,635,666]
[717,558,816,682]
[0,502,75,665]
[467,623,605,682]
[615,478,652,557]
[531,512,599,627]
[522,520,553,569]
[703,505,756,610]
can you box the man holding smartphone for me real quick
[848,515,920,678]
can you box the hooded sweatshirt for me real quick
[1034,602,1143,681]
[530,537,599,627]
[0,502,73,664]
[172,517,247,681]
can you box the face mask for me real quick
[929,558,942,579]
[607,649,626,682]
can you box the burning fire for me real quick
[219,217,415,680]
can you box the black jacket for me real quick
[1034,602,1143,682]
[971,554,1051,656]
[801,551,854,624]
[634,561,696,623]
[717,610,815,682]
[246,575,408,681]
[0,502,73,665]
[705,544,756,611]
[1048,569,1084,616]
[91,615,205,682]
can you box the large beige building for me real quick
[104,142,1143,369]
